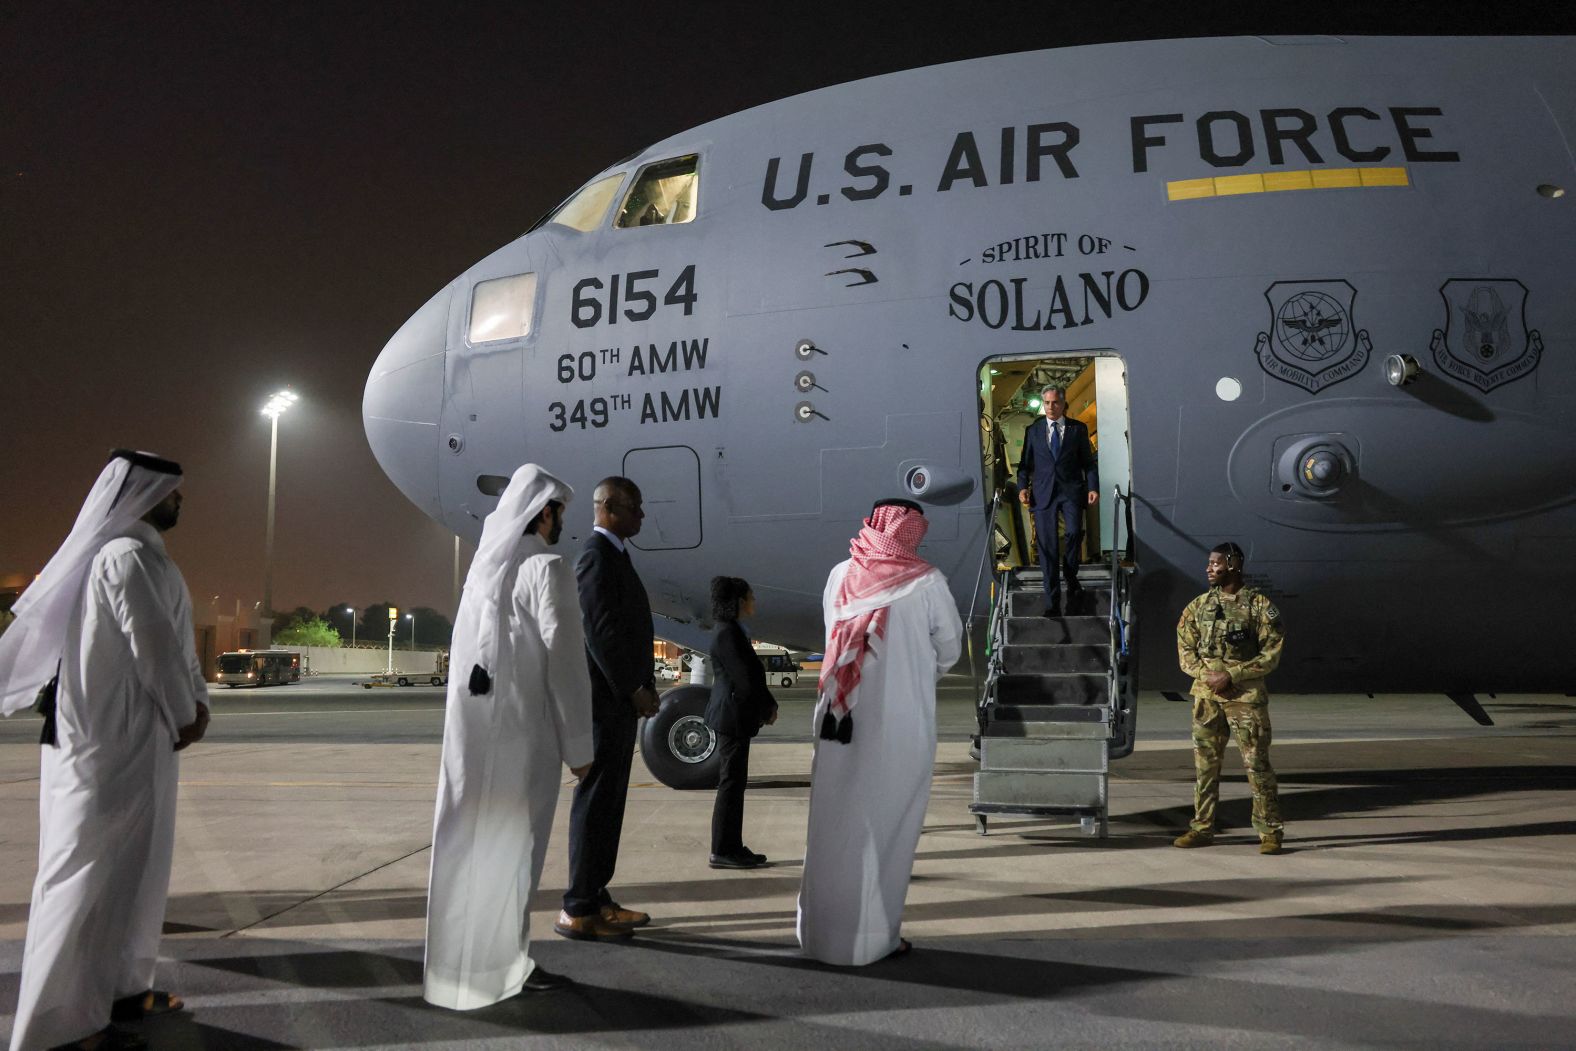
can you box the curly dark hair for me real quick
[710,575,752,621]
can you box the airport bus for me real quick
[216,649,301,687]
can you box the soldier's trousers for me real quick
[1190,696,1283,836]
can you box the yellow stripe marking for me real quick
[1213,173,1264,196]
[1166,178,1217,201]
[1263,170,1315,192]
[1311,168,1363,189]
[1168,166,1408,201]
[1360,166,1410,187]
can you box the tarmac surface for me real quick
[2,676,1573,1049]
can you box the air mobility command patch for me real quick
[1254,279,1372,394]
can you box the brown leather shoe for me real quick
[554,909,634,941]
[600,903,650,927]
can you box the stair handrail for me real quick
[967,488,1009,734]
[977,565,1010,732]
[963,487,1004,684]
[1107,485,1131,721]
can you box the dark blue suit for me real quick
[564,530,653,917]
[1016,415,1098,609]
[703,620,778,857]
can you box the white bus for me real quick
[216,650,301,687]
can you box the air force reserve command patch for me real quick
[1253,279,1372,394]
[1429,278,1543,393]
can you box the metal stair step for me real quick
[1005,616,1108,645]
[1014,565,1112,584]
[1008,589,1112,617]
[974,769,1106,808]
[995,673,1109,705]
[989,703,1109,723]
[980,736,1109,771]
[1002,644,1110,675]
[984,714,1111,739]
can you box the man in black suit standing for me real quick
[1016,385,1099,616]
[556,477,661,941]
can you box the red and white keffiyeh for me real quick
[816,503,933,742]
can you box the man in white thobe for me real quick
[0,450,210,1051]
[424,463,594,1009]
[798,499,963,966]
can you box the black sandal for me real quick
[110,989,185,1022]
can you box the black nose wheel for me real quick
[639,685,722,789]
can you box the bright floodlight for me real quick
[261,389,300,419]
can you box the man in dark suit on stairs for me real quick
[1016,385,1099,617]
[556,476,661,941]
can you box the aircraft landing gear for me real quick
[639,685,722,790]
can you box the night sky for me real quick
[4,3,1570,621]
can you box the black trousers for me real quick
[563,709,637,917]
[1033,495,1083,606]
[710,731,753,856]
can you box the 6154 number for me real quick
[571,265,697,329]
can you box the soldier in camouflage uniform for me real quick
[1174,542,1286,854]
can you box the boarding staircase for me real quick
[968,487,1138,837]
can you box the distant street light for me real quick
[343,606,356,648]
[259,389,299,617]
[406,611,416,651]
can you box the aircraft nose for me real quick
[363,286,450,517]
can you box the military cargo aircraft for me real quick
[364,36,1575,787]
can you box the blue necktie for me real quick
[1050,421,1062,460]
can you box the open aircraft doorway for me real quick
[978,353,1132,577]
[972,351,1138,836]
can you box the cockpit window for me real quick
[546,173,625,232]
[468,273,538,344]
[615,155,699,228]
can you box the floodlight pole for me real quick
[259,389,296,619]
[263,413,279,616]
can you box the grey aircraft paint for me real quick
[365,36,1576,694]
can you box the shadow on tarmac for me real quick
[1114,764,1576,847]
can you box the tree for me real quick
[361,603,400,644]
[409,607,454,648]
[274,615,342,648]
[321,602,360,643]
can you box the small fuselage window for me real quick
[616,155,699,228]
[468,273,538,344]
[548,173,626,232]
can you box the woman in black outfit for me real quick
[704,576,779,869]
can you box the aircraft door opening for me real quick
[977,353,1132,574]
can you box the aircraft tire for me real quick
[641,685,720,790]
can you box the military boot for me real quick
[1259,831,1284,855]
[1172,829,1214,848]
